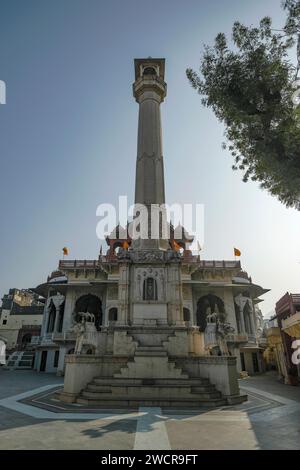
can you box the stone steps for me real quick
[4,351,35,370]
[88,382,215,393]
[135,346,168,357]
[114,355,189,380]
[81,388,222,400]
[75,338,238,409]
[79,372,223,406]
[76,396,228,408]
[135,350,168,357]
[93,376,210,386]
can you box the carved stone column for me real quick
[117,263,130,325]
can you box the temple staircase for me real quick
[77,344,228,408]
[4,351,35,370]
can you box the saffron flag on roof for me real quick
[234,247,241,257]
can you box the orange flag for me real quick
[234,247,241,257]
[62,247,69,256]
[173,240,181,251]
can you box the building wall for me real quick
[36,286,107,374]
[240,349,263,375]
[35,348,60,373]
[0,313,43,350]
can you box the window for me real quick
[108,308,118,322]
[57,302,65,332]
[143,66,157,76]
[143,277,157,301]
[2,319,7,325]
[54,350,59,368]
[183,308,190,322]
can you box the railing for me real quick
[247,334,257,344]
[20,325,41,330]
[29,336,41,345]
[52,331,76,342]
[266,327,281,338]
[187,259,241,268]
[182,257,240,268]
[59,260,100,269]
[43,333,53,342]
[59,257,240,270]
[258,337,267,347]
[226,334,248,343]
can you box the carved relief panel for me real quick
[134,267,166,302]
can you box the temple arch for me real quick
[143,66,157,76]
[196,294,225,332]
[21,333,32,347]
[74,294,103,331]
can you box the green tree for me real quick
[187,1,300,209]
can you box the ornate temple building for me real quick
[34,58,268,407]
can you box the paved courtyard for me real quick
[0,368,299,450]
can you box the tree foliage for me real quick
[187,0,300,209]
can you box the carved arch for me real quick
[196,294,225,332]
[74,294,103,331]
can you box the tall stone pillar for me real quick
[132,58,168,250]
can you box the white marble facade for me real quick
[35,258,265,377]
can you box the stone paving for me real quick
[0,368,299,450]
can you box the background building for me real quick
[0,288,44,353]
[275,293,300,384]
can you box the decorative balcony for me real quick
[226,333,248,344]
[36,331,77,346]
[266,327,282,346]
[281,312,300,338]
[52,331,76,342]
[59,257,241,270]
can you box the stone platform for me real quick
[60,344,247,408]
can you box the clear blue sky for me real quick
[0,0,299,316]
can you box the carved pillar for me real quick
[249,306,256,336]
[52,294,65,333]
[167,263,184,326]
[241,310,246,333]
[42,297,51,336]
[117,263,130,325]
[235,295,246,334]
